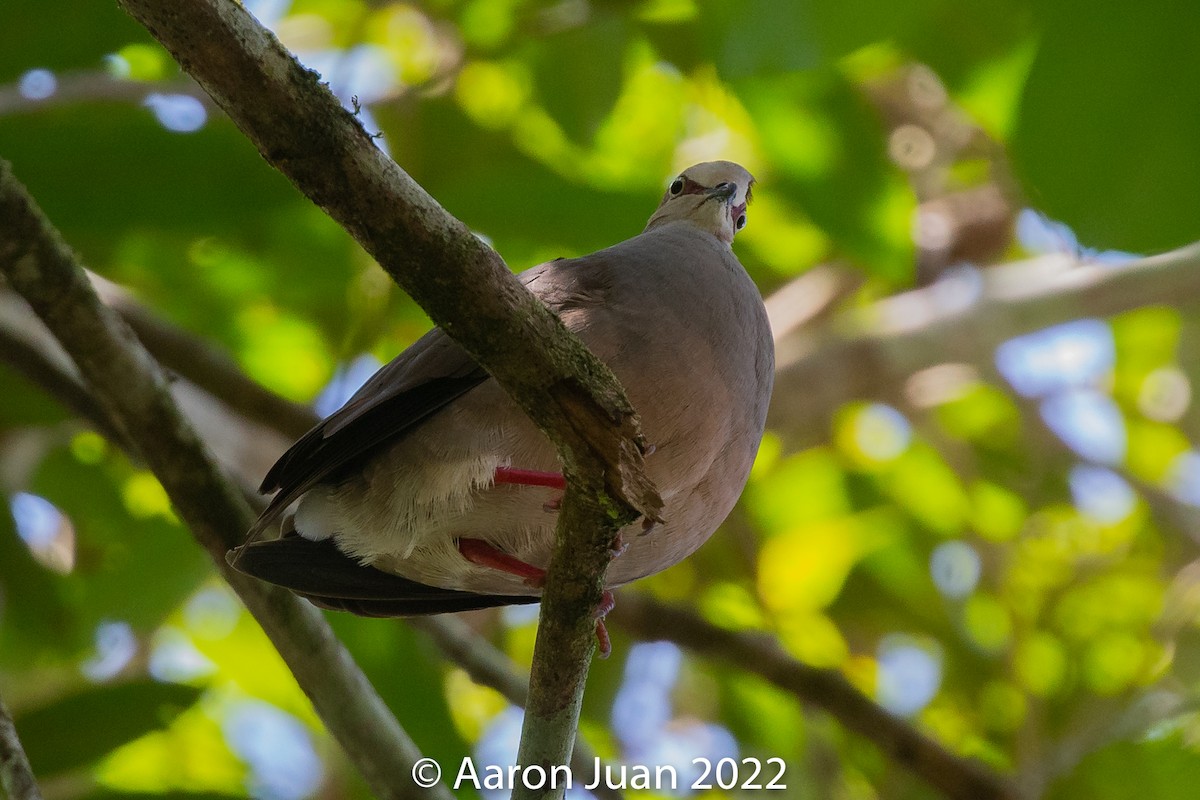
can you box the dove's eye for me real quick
[669,177,685,195]
[736,214,747,230]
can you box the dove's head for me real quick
[645,161,755,244]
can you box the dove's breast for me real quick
[573,222,774,585]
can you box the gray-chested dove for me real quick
[229,161,774,634]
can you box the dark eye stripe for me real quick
[679,177,707,196]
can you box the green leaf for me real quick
[0,499,80,662]
[31,447,212,635]
[1048,735,1200,800]
[740,72,911,273]
[528,15,631,143]
[700,0,823,78]
[0,363,74,430]
[0,106,298,262]
[15,679,204,777]
[1012,1,1200,252]
[82,794,242,800]
[0,0,147,77]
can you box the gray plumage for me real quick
[230,161,773,613]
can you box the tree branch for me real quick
[0,162,451,800]
[0,70,215,118]
[770,245,1200,450]
[610,594,1018,800]
[112,5,662,791]
[0,691,42,800]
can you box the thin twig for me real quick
[0,71,215,117]
[0,692,43,800]
[90,276,315,439]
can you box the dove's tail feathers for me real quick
[226,537,537,616]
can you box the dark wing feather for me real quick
[250,327,488,535]
[235,253,621,609]
[227,538,536,616]
[250,258,613,537]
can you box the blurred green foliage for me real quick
[2,0,1200,798]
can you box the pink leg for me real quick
[459,538,619,657]
[493,467,566,490]
[458,538,546,588]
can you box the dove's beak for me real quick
[706,182,738,202]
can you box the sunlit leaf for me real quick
[528,15,630,143]
[1047,735,1200,800]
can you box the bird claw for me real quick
[610,533,628,559]
[594,590,615,659]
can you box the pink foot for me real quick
[458,538,546,588]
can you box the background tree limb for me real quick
[771,245,1200,450]
[0,690,42,800]
[0,162,451,800]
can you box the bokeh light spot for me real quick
[18,68,56,100]
[144,93,207,133]
[876,635,942,716]
[1068,464,1136,524]
[930,540,981,599]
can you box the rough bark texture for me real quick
[0,162,451,800]
[0,694,42,800]
[110,6,660,789]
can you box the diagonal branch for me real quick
[610,594,1019,800]
[113,4,662,792]
[770,245,1200,450]
[0,162,451,800]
